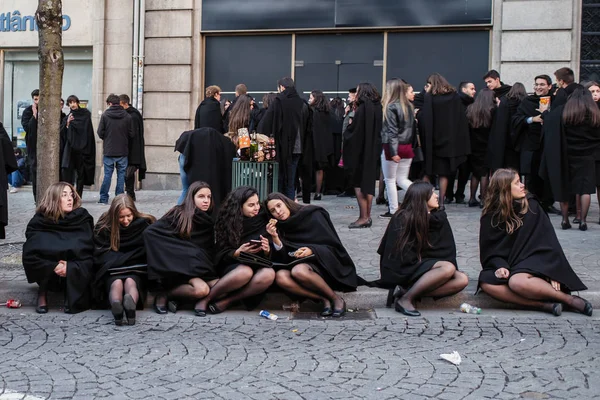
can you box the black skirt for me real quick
[432,155,467,176]
[468,153,489,178]
[569,155,597,195]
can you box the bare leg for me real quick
[109,279,124,304]
[195,266,253,310]
[480,283,554,311]
[123,278,139,304]
[214,268,276,310]
[290,264,342,309]
[508,273,588,312]
[315,170,324,194]
[425,271,468,298]
[397,261,456,311]
[276,270,329,307]
[580,194,591,224]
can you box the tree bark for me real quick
[36,0,64,201]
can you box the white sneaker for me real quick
[9,187,18,193]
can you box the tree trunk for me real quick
[36,0,64,201]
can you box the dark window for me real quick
[580,1,600,82]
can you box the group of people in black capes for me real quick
[22,166,592,324]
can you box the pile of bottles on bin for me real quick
[238,128,276,162]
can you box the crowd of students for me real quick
[22,167,592,323]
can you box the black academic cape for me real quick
[0,123,17,239]
[552,83,582,109]
[182,128,237,212]
[539,105,570,202]
[479,196,586,292]
[93,217,152,304]
[487,97,521,171]
[61,107,96,185]
[194,97,224,133]
[493,84,512,99]
[419,92,471,175]
[377,210,457,289]
[343,99,382,195]
[125,106,147,180]
[144,209,217,288]
[21,105,38,164]
[214,210,270,269]
[275,206,358,292]
[311,108,334,166]
[511,95,544,153]
[22,208,95,313]
[268,87,310,184]
[257,107,274,136]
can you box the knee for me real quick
[437,262,457,279]
[290,265,311,282]
[192,283,210,298]
[275,270,292,287]
[236,265,255,282]
[454,271,469,289]
[508,275,526,292]
[255,268,276,287]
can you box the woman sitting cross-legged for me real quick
[378,181,469,316]
[265,193,359,317]
[195,186,276,314]
[144,181,219,316]
[23,182,95,314]
[478,168,592,316]
[94,194,156,325]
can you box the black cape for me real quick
[419,92,471,175]
[93,217,152,303]
[0,123,17,239]
[343,99,382,195]
[487,97,521,171]
[21,105,38,164]
[552,83,582,109]
[512,95,543,153]
[22,208,95,313]
[182,128,237,211]
[61,107,96,185]
[377,210,457,288]
[539,105,570,202]
[194,97,224,133]
[311,108,334,165]
[144,209,217,288]
[275,206,359,292]
[257,107,274,136]
[125,106,147,180]
[493,84,512,99]
[215,210,270,269]
[479,197,586,291]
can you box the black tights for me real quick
[109,278,139,305]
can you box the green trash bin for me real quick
[231,161,279,201]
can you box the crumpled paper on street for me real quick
[440,351,462,365]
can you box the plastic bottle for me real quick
[460,303,481,314]
[259,310,278,320]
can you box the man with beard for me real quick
[120,94,146,201]
[446,81,476,205]
[268,77,311,200]
[512,74,559,214]
[21,89,39,202]
[484,69,512,99]
[61,95,96,198]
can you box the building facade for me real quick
[0,0,587,189]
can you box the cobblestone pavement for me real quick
[1,187,600,288]
[0,309,598,400]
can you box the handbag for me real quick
[413,130,424,163]
[237,252,316,270]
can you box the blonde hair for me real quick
[382,78,413,122]
[205,85,221,98]
[95,194,156,251]
[482,169,529,235]
[36,182,82,223]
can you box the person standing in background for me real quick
[21,89,39,202]
[120,94,146,202]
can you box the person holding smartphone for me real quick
[196,186,275,314]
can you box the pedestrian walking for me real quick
[309,90,333,200]
[120,94,147,202]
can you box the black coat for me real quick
[61,107,96,185]
[552,83,582,109]
[22,208,95,313]
[144,209,217,288]
[419,92,471,175]
[125,106,147,179]
[21,105,38,164]
[479,197,586,292]
[194,97,224,133]
[257,107,274,136]
[215,210,270,269]
[487,97,521,171]
[378,210,456,288]
[182,128,237,212]
[97,105,133,157]
[311,108,333,165]
[0,123,17,239]
[274,206,358,291]
[493,84,512,99]
[512,95,544,152]
[343,99,382,195]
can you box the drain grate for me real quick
[290,309,376,320]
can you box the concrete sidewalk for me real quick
[1,187,599,311]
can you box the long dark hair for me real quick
[506,82,527,101]
[264,192,303,218]
[563,87,600,127]
[330,97,345,119]
[392,181,435,260]
[466,88,496,128]
[427,73,455,95]
[228,94,252,134]
[356,82,381,104]
[310,90,330,113]
[482,169,528,235]
[163,181,212,238]
[215,186,259,248]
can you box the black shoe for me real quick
[561,221,572,230]
[579,222,588,231]
[320,306,333,317]
[313,193,322,201]
[348,220,370,229]
[332,300,346,318]
[36,305,48,314]
[167,300,178,314]
[375,196,387,205]
[194,309,207,317]
[379,212,393,218]
[455,196,466,205]
[551,303,562,316]
[574,296,593,316]
[444,197,453,204]
[97,200,108,205]
[123,294,136,325]
[394,300,421,317]
[111,301,124,326]
[468,199,480,207]
[153,296,168,314]
[438,205,446,212]
[573,218,581,224]
[385,286,406,308]
[208,302,224,314]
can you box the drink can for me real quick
[5,299,22,308]
[259,310,278,320]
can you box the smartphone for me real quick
[249,239,262,246]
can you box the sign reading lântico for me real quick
[0,10,71,32]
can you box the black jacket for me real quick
[380,102,414,157]
[97,105,133,157]
[21,105,38,163]
[194,97,223,133]
[125,106,147,179]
